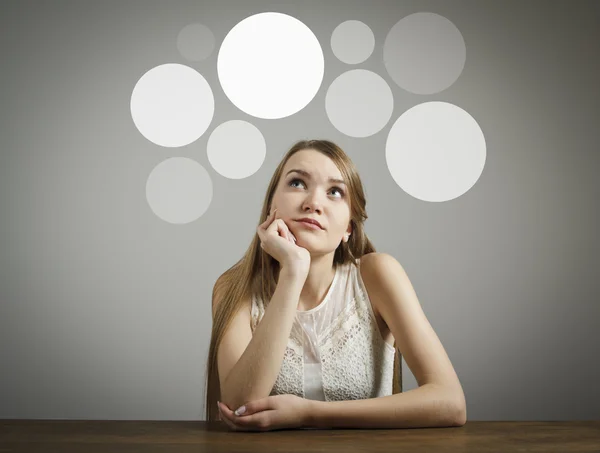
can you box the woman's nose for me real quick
[302,196,323,213]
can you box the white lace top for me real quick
[250,258,396,401]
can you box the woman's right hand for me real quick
[257,209,311,276]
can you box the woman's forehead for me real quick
[284,152,343,180]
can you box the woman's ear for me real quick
[344,224,352,242]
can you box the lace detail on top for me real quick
[250,258,396,401]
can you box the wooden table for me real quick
[1,420,599,452]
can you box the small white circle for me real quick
[331,20,375,64]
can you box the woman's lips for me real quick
[294,220,322,231]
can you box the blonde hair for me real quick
[203,139,401,421]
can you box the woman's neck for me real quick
[297,255,336,311]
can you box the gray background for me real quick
[1,0,599,421]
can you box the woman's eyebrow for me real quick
[285,169,346,185]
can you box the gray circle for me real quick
[177,23,215,61]
[383,12,466,95]
[331,20,375,64]
[146,157,213,224]
[325,69,394,138]
[207,120,266,179]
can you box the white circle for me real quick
[207,120,266,179]
[217,12,324,119]
[325,69,394,138]
[146,157,213,224]
[385,102,486,202]
[331,20,375,64]
[130,64,214,148]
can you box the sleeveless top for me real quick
[250,258,396,401]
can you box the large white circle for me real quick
[217,12,324,119]
[385,102,486,202]
[131,64,214,148]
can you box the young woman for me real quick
[205,140,466,431]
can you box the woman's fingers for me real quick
[257,209,276,244]
[259,209,276,229]
[218,404,239,431]
[271,210,295,242]
[258,208,297,245]
[274,219,293,243]
[286,224,297,244]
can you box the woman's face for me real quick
[270,149,352,253]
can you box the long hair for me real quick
[203,139,401,421]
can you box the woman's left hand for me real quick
[217,394,312,432]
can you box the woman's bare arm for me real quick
[218,268,305,410]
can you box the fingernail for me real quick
[234,406,246,416]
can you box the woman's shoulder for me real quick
[357,252,403,289]
[357,251,397,269]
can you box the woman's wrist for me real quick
[303,399,322,429]
[279,263,309,281]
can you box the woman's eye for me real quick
[289,179,344,198]
[331,187,345,197]
[289,179,304,188]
